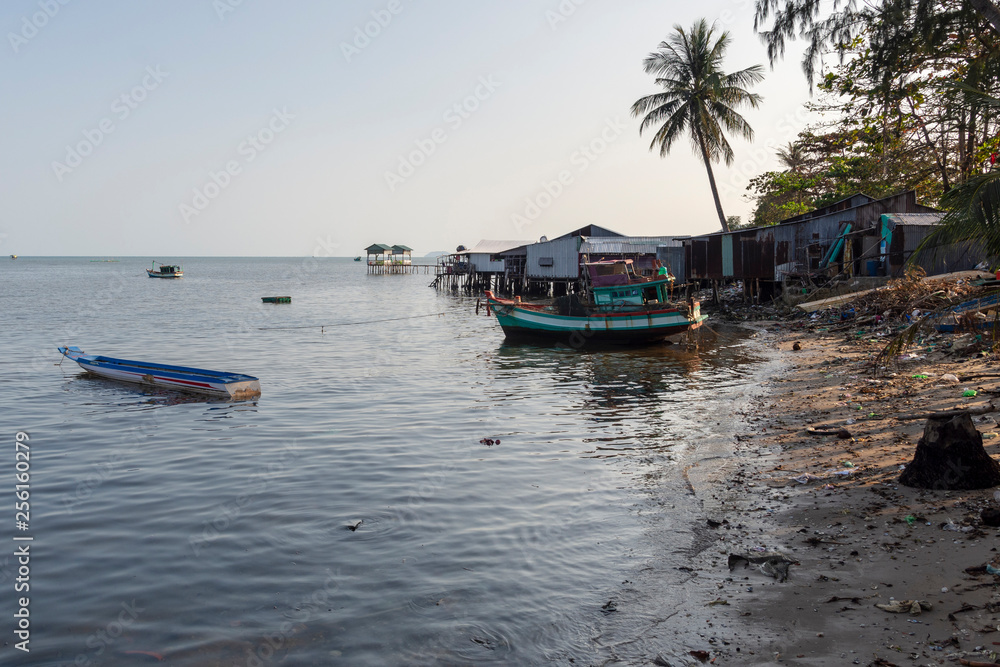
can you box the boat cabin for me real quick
[157,264,181,275]
[592,281,674,308]
[586,259,645,287]
[587,260,676,309]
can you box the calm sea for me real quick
[0,257,778,666]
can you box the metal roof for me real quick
[459,239,534,255]
[552,224,624,240]
[391,244,413,252]
[365,243,392,253]
[882,213,944,226]
[580,236,684,254]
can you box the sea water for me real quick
[0,257,775,665]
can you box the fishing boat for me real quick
[483,259,706,345]
[354,256,362,261]
[10,254,16,259]
[57,346,261,399]
[261,296,291,303]
[147,262,183,278]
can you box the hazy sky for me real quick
[2,1,817,257]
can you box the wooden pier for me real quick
[364,243,432,275]
[368,262,435,275]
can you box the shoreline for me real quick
[695,325,1000,665]
[593,322,1000,666]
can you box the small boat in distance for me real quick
[261,296,291,303]
[10,254,16,259]
[354,256,362,261]
[58,346,261,399]
[484,259,706,346]
[147,262,183,278]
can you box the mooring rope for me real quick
[256,311,449,331]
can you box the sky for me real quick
[1,0,819,257]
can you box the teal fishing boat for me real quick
[484,259,705,345]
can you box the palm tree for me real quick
[776,141,807,173]
[631,19,764,232]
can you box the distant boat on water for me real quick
[354,256,362,261]
[58,346,261,399]
[147,262,183,278]
[10,254,16,259]
[90,258,119,262]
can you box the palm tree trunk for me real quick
[968,0,1000,35]
[696,129,730,232]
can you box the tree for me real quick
[754,0,1000,89]
[776,141,808,172]
[631,19,764,232]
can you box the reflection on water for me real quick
[1,258,774,666]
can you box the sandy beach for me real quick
[662,325,1000,666]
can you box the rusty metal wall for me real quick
[684,191,937,281]
[889,227,986,276]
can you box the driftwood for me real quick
[806,426,853,438]
[959,372,1000,382]
[894,403,997,421]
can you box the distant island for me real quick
[423,251,450,258]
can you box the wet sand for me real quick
[595,325,1000,666]
[686,328,1000,665]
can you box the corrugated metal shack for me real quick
[881,213,985,276]
[522,226,685,295]
[581,236,684,277]
[525,225,624,283]
[456,239,533,292]
[682,191,945,298]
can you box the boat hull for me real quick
[58,347,260,399]
[146,270,183,278]
[485,295,706,346]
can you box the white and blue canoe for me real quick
[58,346,261,399]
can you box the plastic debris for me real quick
[875,600,932,615]
[793,474,823,484]
[728,553,796,582]
[963,389,978,397]
[940,373,960,384]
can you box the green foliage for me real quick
[746,170,820,225]
[631,19,763,232]
[747,0,1000,225]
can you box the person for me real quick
[655,259,667,276]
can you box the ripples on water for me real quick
[1,258,771,665]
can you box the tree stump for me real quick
[899,412,1000,489]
